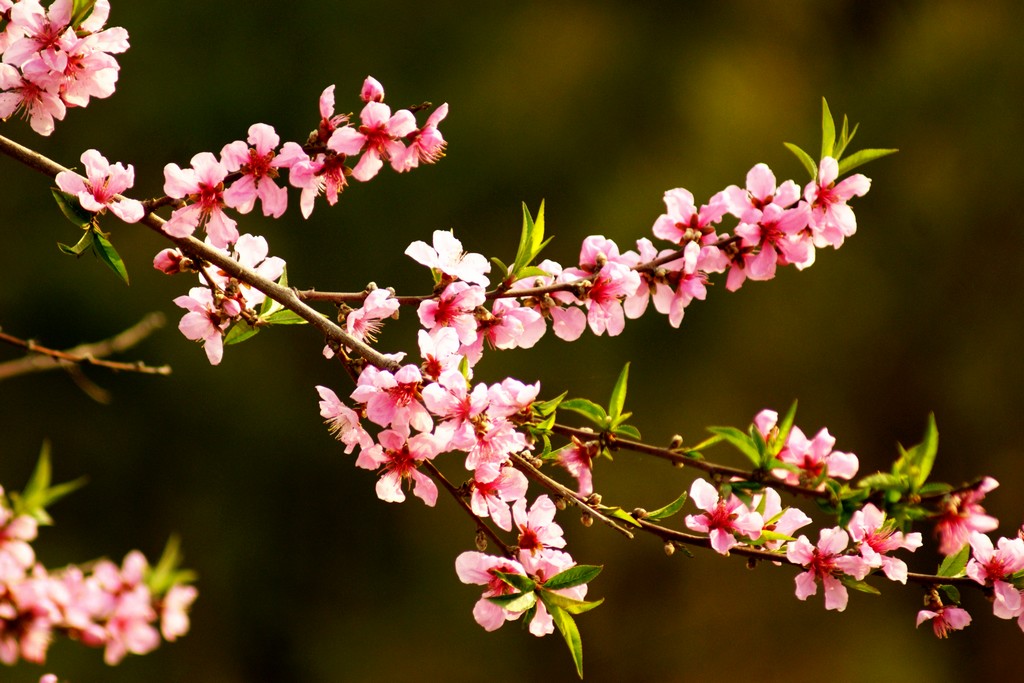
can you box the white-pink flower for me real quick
[405,230,491,287]
[966,531,1024,620]
[513,495,566,557]
[350,364,433,433]
[55,149,143,223]
[221,123,289,218]
[848,503,922,584]
[804,156,870,249]
[328,100,416,182]
[916,605,972,638]
[315,385,373,454]
[469,465,529,531]
[787,527,871,611]
[356,427,444,506]
[684,478,763,555]
[162,152,238,248]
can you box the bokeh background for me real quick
[2,1,1024,681]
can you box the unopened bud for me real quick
[587,493,602,506]
[746,558,757,570]
[664,541,676,556]
[669,435,684,449]
[475,530,488,552]
[580,512,593,527]
[554,496,568,511]
[360,76,385,103]
[153,248,186,275]
[632,507,648,519]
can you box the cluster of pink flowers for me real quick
[0,0,128,135]
[0,487,195,667]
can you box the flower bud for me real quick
[664,541,676,556]
[153,248,186,275]
[360,76,385,103]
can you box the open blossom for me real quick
[328,99,416,181]
[221,123,289,218]
[0,61,65,135]
[933,477,1000,555]
[916,605,972,638]
[749,487,811,551]
[965,531,1024,620]
[469,465,528,531]
[460,298,545,366]
[316,385,373,454]
[758,412,858,488]
[723,162,802,223]
[804,156,870,248]
[55,148,143,222]
[685,478,763,555]
[172,287,235,365]
[651,187,728,245]
[351,364,433,433]
[417,281,486,346]
[405,230,491,287]
[346,288,400,344]
[787,527,871,611]
[159,583,197,642]
[848,503,922,583]
[355,426,444,506]
[556,438,599,498]
[395,102,448,171]
[162,152,239,248]
[513,495,566,556]
[455,551,529,632]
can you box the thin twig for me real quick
[0,312,171,380]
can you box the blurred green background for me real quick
[2,1,1023,681]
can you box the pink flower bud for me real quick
[360,75,385,103]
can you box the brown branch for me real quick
[0,312,171,381]
[422,460,514,558]
[0,133,402,373]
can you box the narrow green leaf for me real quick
[774,400,799,454]
[644,491,688,521]
[223,321,259,346]
[58,230,94,256]
[840,575,881,595]
[857,472,906,491]
[938,584,961,605]
[611,424,641,441]
[70,0,98,27]
[836,148,899,177]
[490,256,509,280]
[599,506,641,527]
[20,441,53,506]
[513,203,537,274]
[530,200,546,253]
[487,591,537,613]
[918,482,953,496]
[544,601,585,679]
[92,229,130,284]
[560,398,608,426]
[540,590,604,615]
[707,426,761,468]
[532,391,567,418]
[264,309,308,325]
[513,265,553,280]
[821,97,836,160]
[783,142,818,180]
[50,188,94,228]
[607,363,630,423]
[909,413,939,491]
[686,434,724,451]
[543,564,603,590]
[937,544,971,578]
[494,571,537,593]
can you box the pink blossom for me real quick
[162,152,238,248]
[395,102,449,171]
[159,584,197,642]
[314,84,349,143]
[722,163,801,223]
[916,605,972,638]
[315,385,373,454]
[346,288,400,344]
[685,478,763,555]
[731,202,814,282]
[173,287,232,365]
[787,527,871,611]
[771,424,858,488]
[350,364,433,433]
[485,377,540,419]
[647,240,716,328]
[510,259,586,342]
[328,100,416,181]
[283,146,348,219]
[455,551,529,632]
[55,149,143,223]
[848,503,922,583]
[356,427,443,506]
[464,417,527,483]
[513,495,566,557]
[405,230,491,287]
[749,487,811,551]
[206,233,285,310]
[804,156,871,249]
[651,187,728,245]
[421,370,489,451]
[4,0,73,72]
[460,299,545,366]
[933,477,1000,555]
[965,531,1024,620]
[417,327,463,381]
[359,75,384,103]
[469,465,529,531]
[417,281,486,346]
[556,439,598,498]
[0,61,65,135]
[221,123,289,218]
[519,548,586,637]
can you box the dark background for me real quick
[2,1,1023,681]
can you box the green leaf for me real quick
[840,575,881,595]
[58,229,94,256]
[70,0,98,27]
[263,309,308,325]
[918,482,953,497]
[489,256,509,281]
[607,363,630,424]
[487,591,537,613]
[494,571,536,593]
[544,601,585,679]
[223,321,260,346]
[836,147,899,177]
[598,506,641,527]
[560,398,608,427]
[514,265,554,280]
[820,97,836,161]
[532,392,566,418]
[774,400,798,454]
[938,584,961,605]
[92,229,130,285]
[50,188,94,229]
[783,142,818,180]
[611,424,641,441]
[644,491,688,521]
[910,413,939,491]
[539,590,604,615]
[146,535,197,595]
[857,472,907,492]
[707,426,761,468]
[10,441,87,525]
[511,202,553,279]
[937,544,971,578]
[543,564,603,590]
